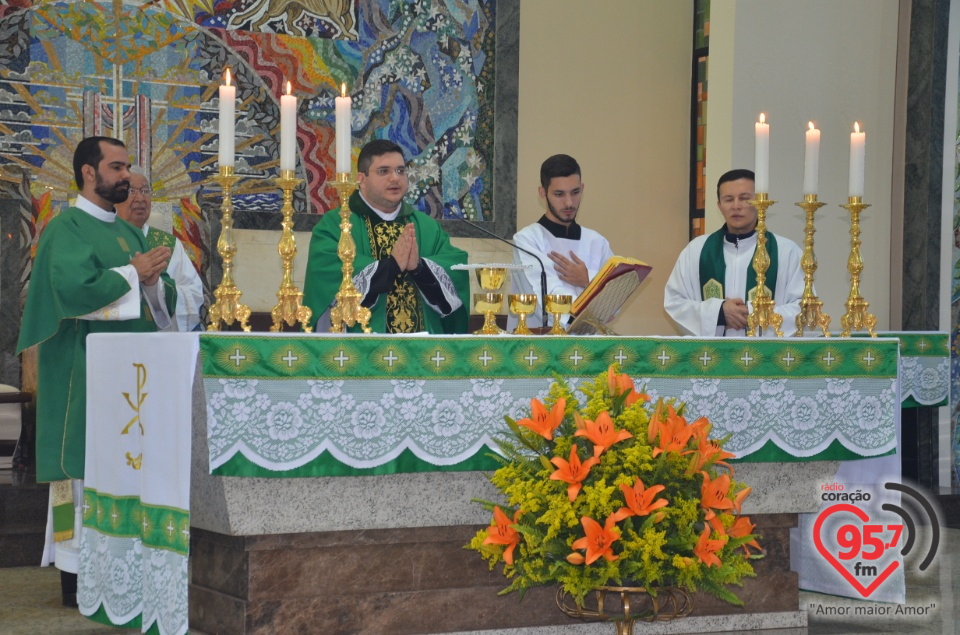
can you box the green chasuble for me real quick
[16,207,177,482]
[303,192,470,334]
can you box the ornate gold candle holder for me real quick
[509,293,537,335]
[794,194,830,337]
[328,173,371,333]
[746,192,783,337]
[839,196,877,337]
[270,169,313,332]
[545,294,572,335]
[207,165,252,332]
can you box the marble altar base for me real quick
[188,365,825,634]
[189,513,802,635]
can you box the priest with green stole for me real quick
[303,139,470,333]
[16,137,176,606]
[663,169,805,336]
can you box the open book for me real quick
[568,256,652,335]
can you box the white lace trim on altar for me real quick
[78,529,188,635]
[205,375,898,472]
[899,356,948,404]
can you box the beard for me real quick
[547,198,578,222]
[95,172,130,205]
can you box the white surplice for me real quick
[663,231,805,337]
[141,224,204,332]
[510,222,614,329]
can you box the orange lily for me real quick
[574,411,633,457]
[482,506,522,565]
[690,431,736,471]
[550,444,599,502]
[700,472,735,519]
[648,398,665,443]
[694,525,727,568]
[611,477,668,522]
[689,416,711,439]
[517,397,566,440]
[728,515,762,556]
[573,411,587,432]
[652,405,697,457]
[569,514,621,565]
[607,366,649,407]
[706,513,727,536]
[732,486,751,516]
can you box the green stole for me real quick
[302,191,470,334]
[362,213,426,333]
[146,225,177,251]
[698,227,779,302]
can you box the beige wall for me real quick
[517,0,694,336]
[707,0,900,331]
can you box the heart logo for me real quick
[813,503,899,597]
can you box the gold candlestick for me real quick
[270,169,313,332]
[207,165,252,332]
[328,173,371,333]
[794,194,830,337]
[746,192,783,337]
[839,196,877,337]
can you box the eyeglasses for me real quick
[130,187,153,198]
[369,166,408,178]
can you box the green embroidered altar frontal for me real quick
[199,334,900,477]
[851,331,948,408]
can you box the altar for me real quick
[78,332,925,635]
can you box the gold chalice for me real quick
[545,294,572,335]
[509,293,538,335]
[474,292,505,334]
[475,266,507,291]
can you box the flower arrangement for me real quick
[469,366,761,608]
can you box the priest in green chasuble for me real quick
[16,137,176,602]
[664,169,804,336]
[303,140,470,333]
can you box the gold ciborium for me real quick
[509,293,538,335]
[475,266,507,292]
[474,292,505,334]
[545,294,572,335]
[471,266,507,334]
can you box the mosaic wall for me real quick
[0,0,518,386]
[0,0,498,299]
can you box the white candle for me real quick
[803,121,820,196]
[849,121,865,198]
[754,113,769,193]
[335,83,352,174]
[218,68,236,168]
[280,81,297,172]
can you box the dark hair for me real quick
[540,154,581,189]
[716,169,755,200]
[357,139,406,174]
[73,137,126,190]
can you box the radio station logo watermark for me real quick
[813,481,940,599]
